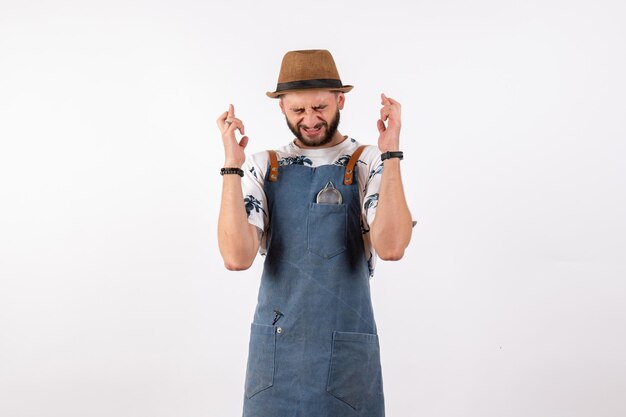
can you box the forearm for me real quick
[218,175,259,270]
[370,158,413,260]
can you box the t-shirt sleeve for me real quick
[241,153,269,253]
[363,149,384,228]
[362,148,418,230]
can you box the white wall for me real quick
[1,0,625,416]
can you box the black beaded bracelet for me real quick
[381,151,404,161]
[220,167,244,177]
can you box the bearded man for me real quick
[217,49,414,417]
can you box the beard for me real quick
[286,109,341,147]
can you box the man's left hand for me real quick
[376,93,402,153]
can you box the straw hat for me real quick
[266,49,353,98]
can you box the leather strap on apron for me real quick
[267,144,367,184]
[343,145,367,185]
[267,150,279,182]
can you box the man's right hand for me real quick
[216,104,260,270]
[216,104,249,168]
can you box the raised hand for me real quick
[216,104,249,168]
[376,93,402,153]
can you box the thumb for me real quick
[377,119,386,134]
[239,135,249,149]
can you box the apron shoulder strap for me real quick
[267,150,279,182]
[343,145,367,185]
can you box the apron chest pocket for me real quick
[244,323,276,399]
[326,331,383,410]
[307,203,347,259]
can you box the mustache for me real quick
[298,122,327,130]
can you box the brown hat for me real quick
[266,49,353,98]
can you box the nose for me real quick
[301,112,322,128]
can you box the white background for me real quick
[1,0,625,416]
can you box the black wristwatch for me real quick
[380,151,404,161]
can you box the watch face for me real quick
[316,181,342,204]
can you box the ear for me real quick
[278,97,286,115]
[336,92,345,110]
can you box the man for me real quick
[216,49,413,417]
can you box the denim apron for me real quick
[242,145,385,417]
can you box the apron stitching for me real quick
[279,257,375,330]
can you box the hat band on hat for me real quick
[276,78,344,92]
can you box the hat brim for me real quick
[266,85,353,99]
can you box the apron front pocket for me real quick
[244,323,276,399]
[326,330,383,410]
[307,203,347,259]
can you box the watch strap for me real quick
[381,151,403,161]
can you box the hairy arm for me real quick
[369,158,413,260]
[218,175,260,270]
[369,93,413,260]
[216,104,260,270]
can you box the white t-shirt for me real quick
[241,136,384,278]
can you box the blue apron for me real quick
[242,146,385,417]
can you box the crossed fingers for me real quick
[217,104,245,135]
[379,93,401,123]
